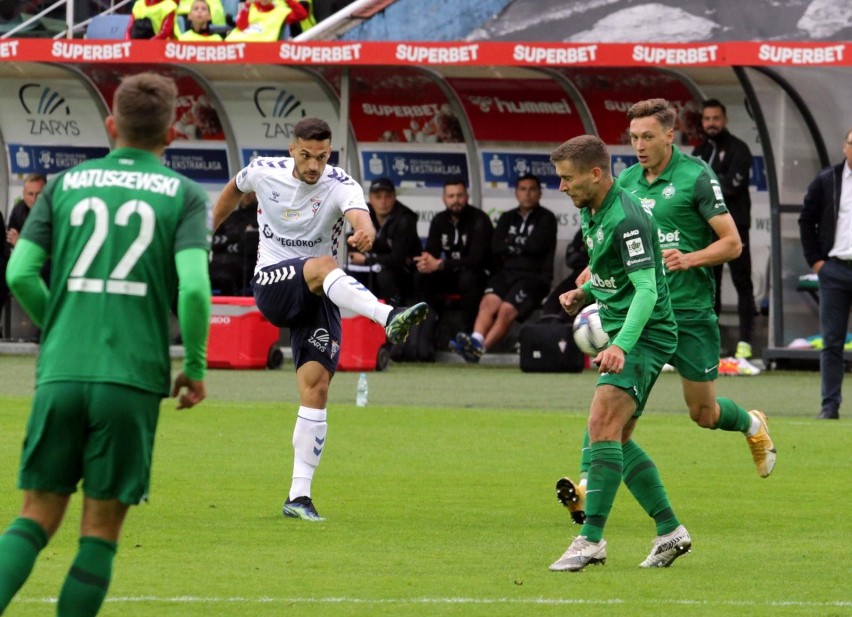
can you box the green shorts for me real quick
[18,381,161,505]
[670,308,720,381]
[597,331,677,416]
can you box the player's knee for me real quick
[689,404,716,429]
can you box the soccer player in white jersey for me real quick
[213,117,427,521]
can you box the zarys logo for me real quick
[19,83,80,137]
[253,86,306,139]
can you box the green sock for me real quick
[0,517,48,611]
[579,429,590,480]
[622,440,680,536]
[580,441,623,543]
[715,397,752,432]
[57,536,117,617]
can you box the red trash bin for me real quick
[207,297,283,369]
[338,308,390,372]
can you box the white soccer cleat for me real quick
[639,524,692,568]
[549,536,607,572]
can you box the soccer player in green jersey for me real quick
[556,99,776,538]
[548,135,690,572]
[0,72,211,615]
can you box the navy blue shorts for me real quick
[485,270,550,321]
[251,258,342,373]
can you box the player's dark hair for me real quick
[627,98,677,130]
[515,173,541,190]
[551,135,611,176]
[443,176,467,189]
[701,98,727,116]
[293,117,332,142]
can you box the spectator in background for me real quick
[176,0,227,39]
[210,191,258,295]
[347,177,421,307]
[415,177,493,333]
[0,209,7,332]
[7,173,47,252]
[540,228,589,319]
[226,0,307,42]
[693,99,756,360]
[452,174,557,362]
[174,0,228,34]
[127,0,177,39]
[288,0,316,37]
[798,128,852,420]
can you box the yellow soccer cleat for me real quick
[746,410,776,478]
[556,477,586,524]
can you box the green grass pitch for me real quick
[0,356,850,616]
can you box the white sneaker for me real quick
[639,525,692,568]
[549,536,607,572]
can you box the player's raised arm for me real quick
[345,207,376,253]
[213,177,243,231]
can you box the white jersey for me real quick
[235,156,368,270]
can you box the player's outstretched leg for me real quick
[385,302,429,344]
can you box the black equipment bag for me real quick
[519,315,585,373]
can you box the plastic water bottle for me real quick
[355,372,368,407]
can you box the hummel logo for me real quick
[705,364,719,373]
[313,437,326,457]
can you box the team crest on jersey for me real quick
[662,184,676,199]
[311,198,322,216]
[308,328,331,353]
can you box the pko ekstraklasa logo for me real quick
[253,86,306,139]
[19,83,81,137]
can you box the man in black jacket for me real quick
[693,99,756,360]
[414,178,493,332]
[452,173,557,362]
[798,128,852,420]
[347,177,421,306]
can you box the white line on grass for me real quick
[18,596,852,608]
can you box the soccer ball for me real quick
[572,303,610,356]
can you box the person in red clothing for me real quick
[226,0,307,41]
[127,0,178,39]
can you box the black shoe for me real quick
[282,496,326,521]
[817,408,839,420]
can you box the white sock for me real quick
[472,332,485,344]
[746,413,761,437]
[322,268,393,325]
[289,406,328,501]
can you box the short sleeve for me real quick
[695,167,728,221]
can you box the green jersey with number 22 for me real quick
[21,148,210,395]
